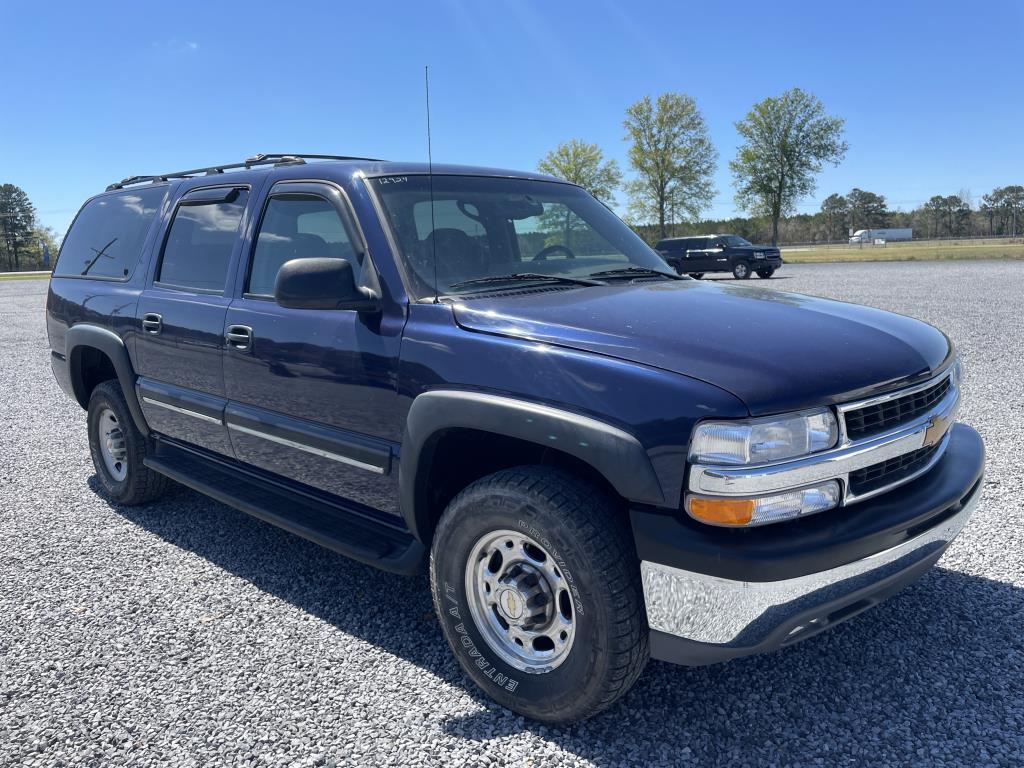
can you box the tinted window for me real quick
[54,187,166,279]
[248,194,359,296]
[688,238,706,250]
[157,188,248,291]
[722,235,752,247]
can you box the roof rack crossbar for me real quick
[106,153,383,191]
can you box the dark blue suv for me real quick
[46,154,984,723]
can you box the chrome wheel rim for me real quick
[735,263,748,278]
[97,407,128,482]
[465,528,576,674]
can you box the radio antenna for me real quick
[425,65,439,303]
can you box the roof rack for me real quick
[105,153,383,191]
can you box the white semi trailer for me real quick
[849,228,912,243]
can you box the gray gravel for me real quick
[1,260,1022,767]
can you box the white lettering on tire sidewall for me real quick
[443,581,520,693]
[517,519,584,616]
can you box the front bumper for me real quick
[634,423,984,665]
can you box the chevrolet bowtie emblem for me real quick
[923,411,952,447]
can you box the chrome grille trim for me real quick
[688,369,959,505]
[837,369,955,443]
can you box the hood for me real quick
[451,281,951,415]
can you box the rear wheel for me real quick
[430,467,648,723]
[688,273,704,279]
[732,261,751,279]
[87,380,169,505]
[756,268,775,279]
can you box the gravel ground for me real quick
[1,261,1021,767]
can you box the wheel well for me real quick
[70,346,117,408]
[413,428,623,543]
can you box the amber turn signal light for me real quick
[687,497,755,526]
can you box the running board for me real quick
[144,443,425,575]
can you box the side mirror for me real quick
[274,257,379,312]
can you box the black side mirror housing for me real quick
[274,257,379,312]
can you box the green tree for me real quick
[537,139,623,251]
[623,93,716,239]
[0,184,37,271]
[820,193,848,242]
[730,88,847,245]
[846,188,888,230]
[923,195,946,237]
[538,139,621,204]
[982,185,1024,236]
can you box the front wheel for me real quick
[430,467,648,723]
[756,268,775,279]
[688,272,704,279]
[732,261,751,279]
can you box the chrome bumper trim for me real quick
[641,478,980,646]
[688,380,959,505]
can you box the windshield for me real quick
[722,235,752,247]
[372,175,672,297]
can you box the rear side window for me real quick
[248,194,360,296]
[157,188,249,292]
[54,187,166,279]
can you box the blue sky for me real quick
[3,0,1022,235]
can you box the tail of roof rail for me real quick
[106,153,384,191]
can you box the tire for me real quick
[87,380,169,505]
[732,261,751,279]
[756,268,775,279]
[688,273,704,279]
[430,466,648,723]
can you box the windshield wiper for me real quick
[586,266,683,280]
[447,272,604,291]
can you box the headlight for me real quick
[952,354,963,387]
[689,408,839,466]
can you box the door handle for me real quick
[225,325,253,351]
[142,313,162,335]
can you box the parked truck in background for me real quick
[849,228,913,243]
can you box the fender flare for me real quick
[65,324,150,436]
[400,390,665,541]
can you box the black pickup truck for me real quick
[656,234,783,279]
[46,153,983,723]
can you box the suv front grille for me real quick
[848,442,942,496]
[844,376,951,441]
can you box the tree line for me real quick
[538,88,1022,246]
[4,89,1021,274]
[0,184,60,272]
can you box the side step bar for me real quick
[144,441,425,575]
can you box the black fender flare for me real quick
[65,324,150,436]
[400,390,665,541]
